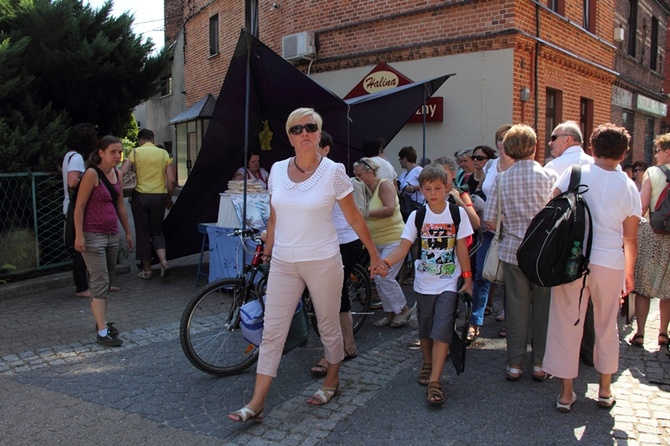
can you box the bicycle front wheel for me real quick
[180,278,259,376]
[348,263,372,334]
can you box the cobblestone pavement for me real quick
[1,256,669,446]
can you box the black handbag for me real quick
[63,185,79,247]
[399,185,422,221]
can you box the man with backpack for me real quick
[542,124,640,413]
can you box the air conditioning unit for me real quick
[282,32,316,62]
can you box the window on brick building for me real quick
[209,14,219,56]
[579,98,593,145]
[628,0,637,58]
[650,17,659,71]
[545,88,562,159]
[549,0,564,15]
[622,110,634,165]
[644,117,655,163]
[582,0,596,32]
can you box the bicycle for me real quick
[179,228,373,377]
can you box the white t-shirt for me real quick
[62,151,85,215]
[481,158,500,200]
[398,166,424,202]
[372,156,397,184]
[401,205,473,295]
[554,164,641,270]
[268,157,353,262]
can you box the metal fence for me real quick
[0,172,70,280]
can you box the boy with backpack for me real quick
[374,164,473,405]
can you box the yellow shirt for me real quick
[366,179,405,245]
[128,143,170,194]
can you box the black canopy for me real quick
[164,30,453,259]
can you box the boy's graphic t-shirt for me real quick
[401,205,473,295]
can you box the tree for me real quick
[0,0,170,172]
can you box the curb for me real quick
[0,264,131,301]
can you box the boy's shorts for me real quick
[416,290,458,343]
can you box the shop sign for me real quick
[636,94,668,117]
[344,62,444,122]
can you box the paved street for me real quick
[1,253,669,445]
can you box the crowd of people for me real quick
[62,111,669,419]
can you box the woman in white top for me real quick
[629,133,670,350]
[543,123,640,412]
[228,108,383,423]
[397,145,423,205]
[232,150,269,189]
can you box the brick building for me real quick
[612,0,670,166]
[160,0,664,184]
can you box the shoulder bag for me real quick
[482,177,504,284]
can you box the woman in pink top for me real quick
[74,136,133,347]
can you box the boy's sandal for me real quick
[307,384,341,406]
[466,326,480,344]
[658,333,669,346]
[417,363,432,386]
[228,405,265,423]
[426,382,444,405]
[506,365,523,381]
[628,334,644,347]
[532,365,550,382]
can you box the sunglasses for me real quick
[550,134,570,142]
[471,155,488,161]
[633,168,646,173]
[289,123,319,135]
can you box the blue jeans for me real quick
[469,231,493,326]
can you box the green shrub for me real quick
[0,228,37,270]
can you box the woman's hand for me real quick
[125,234,134,252]
[74,234,85,252]
[372,259,390,277]
[449,189,464,206]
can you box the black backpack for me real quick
[517,165,593,288]
[649,165,670,234]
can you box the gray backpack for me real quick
[649,165,670,234]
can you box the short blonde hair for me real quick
[503,124,537,160]
[285,108,323,135]
[353,157,379,175]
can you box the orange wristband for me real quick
[461,271,473,278]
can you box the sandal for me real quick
[532,365,549,382]
[417,363,432,386]
[310,360,328,377]
[556,392,577,413]
[426,381,444,405]
[344,349,358,361]
[108,286,120,292]
[307,384,341,405]
[138,270,152,280]
[597,394,616,409]
[484,303,493,316]
[228,405,265,423]
[658,333,669,346]
[466,326,480,344]
[498,327,507,338]
[160,260,171,278]
[75,290,91,298]
[628,334,644,347]
[390,304,415,328]
[373,316,392,327]
[506,365,523,381]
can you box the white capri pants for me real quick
[256,254,344,377]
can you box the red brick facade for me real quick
[169,0,668,164]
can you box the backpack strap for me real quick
[568,164,582,190]
[658,164,670,182]
[92,166,120,206]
